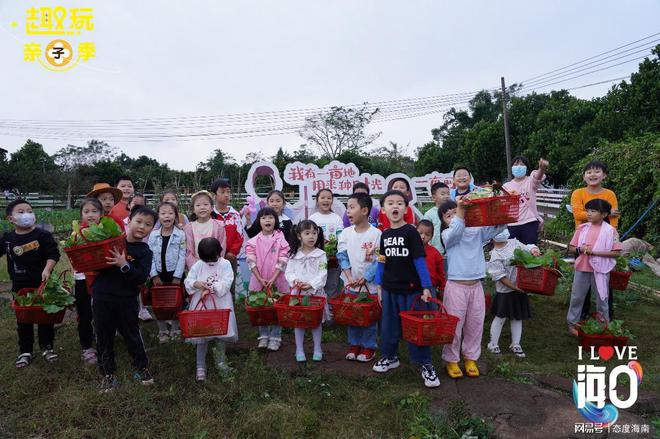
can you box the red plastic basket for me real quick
[245,287,279,327]
[577,313,629,349]
[274,289,326,329]
[400,296,460,346]
[609,271,632,291]
[178,295,230,338]
[151,284,183,320]
[329,285,381,327]
[464,189,520,227]
[516,265,561,296]
[84,272,97,296]
[64,234,127,272]
[11,273,71,325]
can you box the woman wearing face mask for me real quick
[502,156,549,245]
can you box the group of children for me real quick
[1,156,625,391]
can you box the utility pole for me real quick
[501,77,512,181]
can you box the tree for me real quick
[0,147,9,190]
[298,105,381,158]
[8,140,59,193]
[53,140,118,206]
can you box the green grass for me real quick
[481,276,660,393]
[1,240,659,437]
[631,267,660,291]
[0,302,494,439]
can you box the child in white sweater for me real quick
[184,237,237,381]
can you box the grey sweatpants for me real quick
[567,271,610,325]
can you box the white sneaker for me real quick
[267,338,281,351]
[487,344,501,355]
[421,364,440,388]
[138,307,153,321]
[257,337,268,349]
[372,357,400,373]
[510,345,526,358]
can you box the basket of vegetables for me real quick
[609,257,632,291]
[274,288,326,329]
[329,284,381,327]
[151,284,184,320]
[245,287,282,327]
[11,272,74,325]
[324,235,338,269]
[63,218,126,272]
[400,296,460,346]
[512,249,565,296]
[463,185,520,227]
[576,313,632,348]
[178,294,230,338]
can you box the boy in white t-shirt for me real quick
[337,193,381,362]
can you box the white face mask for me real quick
[14,212,36,228]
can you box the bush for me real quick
[567,134,660,248]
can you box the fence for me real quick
[0,188,570,217]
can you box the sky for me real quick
[0,0,658,171]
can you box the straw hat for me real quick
[86,183,123,203]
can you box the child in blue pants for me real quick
[337,193,381,362]
[373,190,439,388]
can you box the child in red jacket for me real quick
[417,220,445,293]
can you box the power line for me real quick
[518,32,660,83]
[0,90,487,127]
[520,45,657,89]
[520,55,650,93]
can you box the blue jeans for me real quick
[348,322,378,349]
[258,325,282,340]
[380,289,432,365]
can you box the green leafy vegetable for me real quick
[12,275,75,314]
[301,295,311,307]
[324,235,338,258]
[577,317,634,340]
[510,248,569,272]
[64,217,123,248]
[247,289,282,307]
[614,256,630,272]
[353,291,373,303]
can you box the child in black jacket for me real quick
[1,200,60,368]
[92,205,156,392]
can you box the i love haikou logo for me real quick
[572,345,643,427]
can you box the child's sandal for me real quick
[42,349,59,363]
[15,353,32,368]
[446,362,463,379]
[464,359,480,378]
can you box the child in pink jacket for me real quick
[245,207,290,351]
[184,191,227,270]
